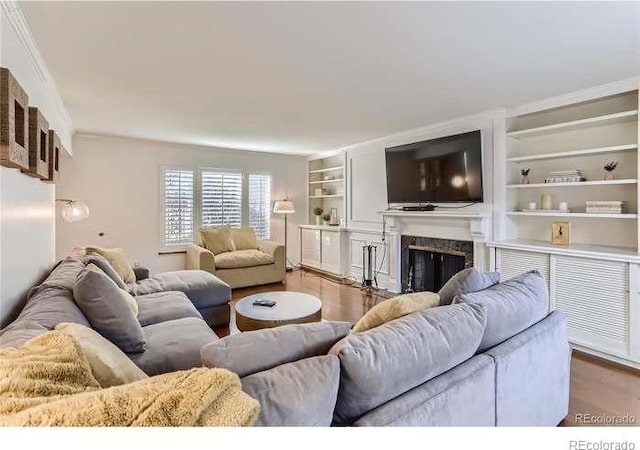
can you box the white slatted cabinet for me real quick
[300,228,321,269]
[554,256,630,358]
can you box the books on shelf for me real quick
[544,169,586,184]
[585,200,626,214]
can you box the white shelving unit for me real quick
[491,82,640,368]
[300,152,348,277]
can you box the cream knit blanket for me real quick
[0,331,259,426]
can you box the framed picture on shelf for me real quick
[551,222,571,245]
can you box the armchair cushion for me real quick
[231,227,259,250]
[214,249,274,269]
[200,226,235,255]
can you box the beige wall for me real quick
[56,134,308,274]
[0,5,73,326]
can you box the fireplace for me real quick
[401,235,473,293]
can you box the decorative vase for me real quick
[604,171,615,181]
[315,215,322,225]
[521,175,530,184]
[323,220,330,226]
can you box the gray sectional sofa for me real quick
[0,257,570,427]
[0,256,230,376]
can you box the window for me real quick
[161,167,272,249]
[201,170,243,228]
[161,168,194,248]
[248,173,272,239]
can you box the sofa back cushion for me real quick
[231,227,259,250]
[438,268,500,306]
[241,355,340,426]
[454,270,549,352]
[73,265,145,353]
[85,246,136,283]
[200,226,236,255]
[202,321,352,377]
[329,303,487,425]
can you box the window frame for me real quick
[159,166,196,253]
[160,166,273,251]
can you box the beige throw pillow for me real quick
[352,291,441,333]
[231,227,259,250]
[85,246,136,284]
[55,323,149,388]
[201,226,236,255]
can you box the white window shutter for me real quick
[201,170,243,228]
[162,168,194,247]
[248,173,272,239]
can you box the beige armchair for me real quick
[186,239,285,289]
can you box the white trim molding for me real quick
[1,0,74,153]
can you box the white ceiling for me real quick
[19,1,640,155]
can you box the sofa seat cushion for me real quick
[241,355,340,426]
[135,291,203,327]
[129,317,218,376]
[202,321,352,377]
[214,250,274,269]
[454,270,549,352]
[127,270,231,310]
[329,303,487,425]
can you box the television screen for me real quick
[385,130,483,204]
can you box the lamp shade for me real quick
[273,200,295,214]
[60,200,90,223]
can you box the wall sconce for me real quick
[56,199,90,222]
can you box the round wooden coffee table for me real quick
[235,291,322,332]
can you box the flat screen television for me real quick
[385,130,483,204]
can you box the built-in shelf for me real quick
[487,239,640,263]
[506,179,638,189]
[308,166,344,174]
[308,179,344,185]
[309,194,344,199]
[506,144,638,163]
[506,110,638,139]
[507,211,638,219]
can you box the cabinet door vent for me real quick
[498,249,550,287]
[554,256,628,354]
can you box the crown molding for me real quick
[507,76,640,118]
[1,1,74,153]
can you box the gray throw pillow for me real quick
[83,254,127,289]
[438,268,500,305]
[454,270,549,352]
[73,265,145,353]
[201,321,352,377]
[241,355,340,426]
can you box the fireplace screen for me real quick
[408,248,466,293]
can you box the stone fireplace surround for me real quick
[401,235,474,293]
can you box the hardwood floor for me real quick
[219,268,640,427]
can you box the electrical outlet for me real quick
[133,262,142,268]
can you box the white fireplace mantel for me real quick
[379,210,491,243]
[377,210,493,292]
